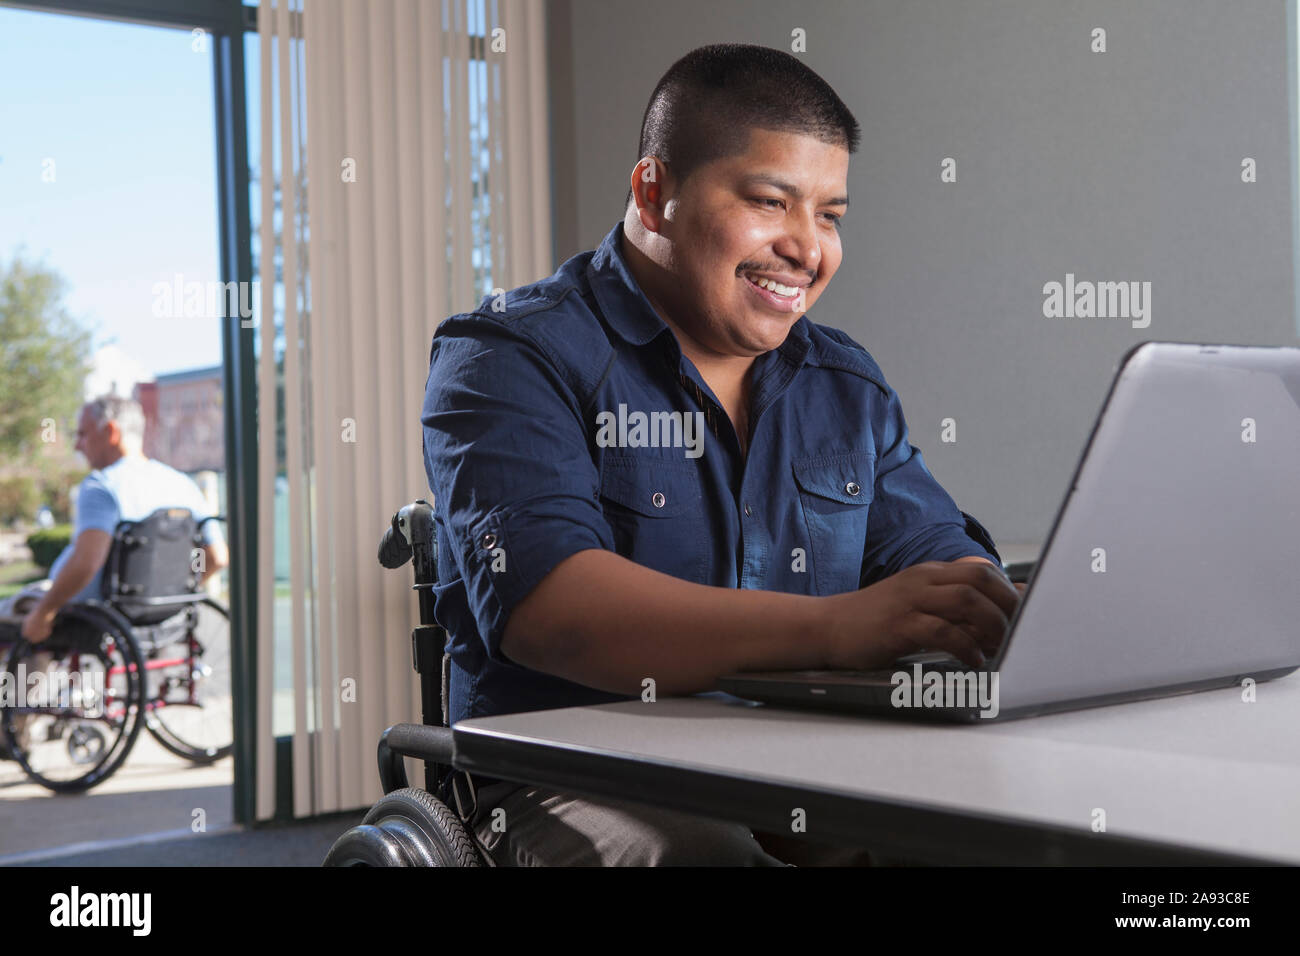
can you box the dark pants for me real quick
[462,775,878,867]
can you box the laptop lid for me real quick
[993,341,1300,714]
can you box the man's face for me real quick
[653,127,849,358]
[74,406,116,468]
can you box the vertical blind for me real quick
[256,0,553,821]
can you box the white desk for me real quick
[453,672,1300,864]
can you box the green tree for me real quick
[0,475,38,525]
[35,463,86,523]
[0,252,93,458]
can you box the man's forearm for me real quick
[36,558,98,614]
[501,549,832,697]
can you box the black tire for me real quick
[323,788,483,867]
[142,599,233,764]
[0,608,146,794]
[0,631,14,763]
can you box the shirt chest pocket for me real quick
[599,456,707,582]
[791,451,876,595]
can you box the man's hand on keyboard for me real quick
[954,554,1028,595]
[820,560,1022,671]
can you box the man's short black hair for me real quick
[624,43,860,209]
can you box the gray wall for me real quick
[546,0,1296,547]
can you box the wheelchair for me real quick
[323,500,487,866]
[0,507,233,794]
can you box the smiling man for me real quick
[422,43,1020,867]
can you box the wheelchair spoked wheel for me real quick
[323,787,484,866]
[0,609,146,794]
[141,598,233,764]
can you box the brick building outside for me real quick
[134,365,225,474]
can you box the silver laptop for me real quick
[718,341,1300,722]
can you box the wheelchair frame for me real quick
[373,500,456,798]
[323,500,488,866]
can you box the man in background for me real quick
[14,394,228,642]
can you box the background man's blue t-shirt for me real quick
[48,456,224,603]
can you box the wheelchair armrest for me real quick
[377,723,455,794]
[384,722,454,763]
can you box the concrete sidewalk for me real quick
[0,726,235,862]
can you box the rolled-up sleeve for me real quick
[74,475,119,535]
[861,382,999,585]
[422,316,614,663]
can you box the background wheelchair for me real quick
[323,500,487,866]
[0,507,233,794]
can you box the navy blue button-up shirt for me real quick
[422,221,1000,726]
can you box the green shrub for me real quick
[26,525,73,571]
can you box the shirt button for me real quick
[743,502,753,517]
[651,492,666,508]
[845,481,861,496]
[481,532,497,549]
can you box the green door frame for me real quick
[2,0,261,824]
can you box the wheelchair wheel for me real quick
[140,598,233,764]
[323,787,484,866]
[0,610,146,794]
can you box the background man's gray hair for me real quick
[85,394,146,447]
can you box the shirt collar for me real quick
[586,221,672,347]
[586,220,813,367]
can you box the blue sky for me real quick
[0,4,230,380]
